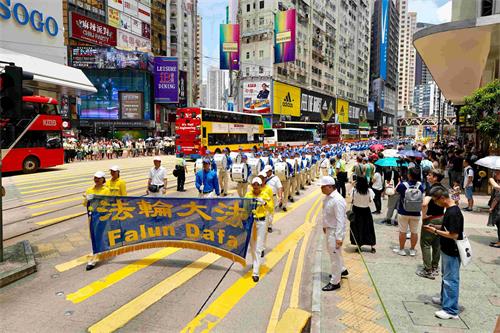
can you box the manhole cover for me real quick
[403,301,468,329]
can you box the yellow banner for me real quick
[107,8,120,28]
[336,98,349,123]
[273,81,300,116]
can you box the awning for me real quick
[413,16,500,105]
[0,48,96,95]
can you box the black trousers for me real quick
[177,171,185,191]
[336,172,348,198]
[372,188,382,212]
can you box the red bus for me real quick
[325,123,341,144]
[1,96,63,173]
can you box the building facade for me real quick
[194,15,203,104]
[397,1,416,113]
[151,0,167,55]
[207,67,227,110]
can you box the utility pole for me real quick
[436,87,441,142]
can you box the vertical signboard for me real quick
[336,98,349,124]
[119,92,144,119]
[274,9,296,64]
[154,57,179,103]
[273,81,300,117]
[220,24,240,70]
[379,0,389,80]
[178,70,188,107]
[108,7,120,28]
[243,80,271,114]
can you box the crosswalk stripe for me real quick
[180,195,322,333]
[87,253,220,333]
[36,212,85,226]
[66,248,181,304]
[55,254,92,272]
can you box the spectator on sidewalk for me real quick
[418,169,445,279]
[488,171,500,246]
[462,158,474,211]
[349,177,376,253]
[175,153,187,192]
[371,166,384,214]
[393,168,424,257]
[424,186,464,320]
[383,167,400,225]
[320,176,348,291]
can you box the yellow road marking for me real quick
[88,253,220,333]
[55,254,92,272]
[265,244,297,333]
[289,218,314,308]
[66,248,181,304]
[36,212,85,226]
[181,194,322,333]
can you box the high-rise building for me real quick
[151,0,167,55]
[200,82,208,107]
[370,0,399,136]
[207,67,227,110]
[238,0,371,134]
[194,15,203,104]
[414,23,433,86]
[397,1,416,113]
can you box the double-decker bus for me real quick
[175,107,264,159]
[325,123,342,144]
[276,121,323,143]
[264,128,314,148]
[1,96,63,173]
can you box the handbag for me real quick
[444,226,472,266]
[385,171,395,196]
[346,191,356,222]
[148,184,160,193]
[173,168,179,177]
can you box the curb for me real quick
[0,240,37,288]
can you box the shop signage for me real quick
[107,7,120,28]
[0,0,59,36]
[243,80,271,114]
[336,98,349,124]
[138,2,151,23]
[108,0,123,11]
[300,89,335,121]
[117,30,151,52]
[123,0,138,16]
[70,12,117,46]
[179,70,187,107]
[273,81,300,117]
[119,92,143,120]
[70,46,151,70]
[154,57,179,103]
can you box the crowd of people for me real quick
[63,137,176,163]
[82,138,500,321]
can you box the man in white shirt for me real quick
[320,176,348,291]
[319,152,330,177]
[265,165,284,233]
[462,158,474,211]
[147,156,167,197]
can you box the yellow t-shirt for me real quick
[106,178,127,196]
[83,186,110,206]
[245,190,273,218]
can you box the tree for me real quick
[460,79,500,143]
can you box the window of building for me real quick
[246,52,250,59]
[259,17,264,25]
[259,50,264,58]
[259,66,263,73]
[259,1,264,9]
[247,3,251,11]
[246,20,250,28]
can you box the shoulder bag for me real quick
[346,191,356,222]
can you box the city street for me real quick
[1,156,498,332]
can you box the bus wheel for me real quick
[22,156,39,174]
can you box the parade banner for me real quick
[154,57,178,103]
[220,24,240,70]
[88,196,256,266]
[274,9,296,64]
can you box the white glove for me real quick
[255,198,265,206]
[86,194,94,201]
[199,185,204,192]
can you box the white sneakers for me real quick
[431,297,441,305]
[435,310,459,320]
[409,249,417,256]
[393,248,406,256]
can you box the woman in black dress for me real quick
[349,177,377,253]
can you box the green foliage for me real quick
[460,80,500,141]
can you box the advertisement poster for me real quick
[108,0,123,10]
[142,22,151,39]
[274,9,296,64]
[154,57,179,103]
[107,7,120,28]
[124,0,138,16]
[300,89,335,121]
[273,81,300,117]
[70,47,151,70]
[178,70,188,107]
[138,2,151,23]
[336,98,349,123]
[117,30,151,52]
[348,104,360,124]
[70,12,117,47]
[219,24,240,70]
[367,101,375,121]
[119,92,143,120]
[380,0,389,80]
[243,80,271,114]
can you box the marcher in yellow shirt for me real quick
[245,177,273,282]
[106,165,127,196]
[83,171,110,271]
[257,171,274,253]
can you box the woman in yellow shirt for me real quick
[106,165,127,196]
[83,171,110,271]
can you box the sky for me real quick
[198,0,453,81]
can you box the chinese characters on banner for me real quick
[154,57,179,103]
[70,12,117,47]
[88,196,256,265]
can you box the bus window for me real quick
[14,131,62,149]
[264,129,274,137]
[202,127,207,138]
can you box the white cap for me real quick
[109,165,120,171]
[153,156,162,161]
[263,165,273,172]
[94,171,106,178]
[320,176,335,186]
[258,171,267,177]
[251,177,262,185]
[320,152,326,156]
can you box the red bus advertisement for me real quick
[1,96,63,173]
[325,123,341,144]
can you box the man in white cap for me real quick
[147,156,167,197]
[245,177,273,282]
[319,152,330,177]
[320,176,348,291]
[107,165,127,196]
[264,165,283,233]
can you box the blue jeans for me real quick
[440,251,461,315]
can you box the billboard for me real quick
[273,81,300,117]
[367,101,375,121]
[300,89,335,121]
[178,70,188,107]
[70,12,117,47]
[219,24,240,70]
[123,0,138,16]
[138,2,151,23]
[119,92,143,119]
[379,0,389,80]
[107,7,120,28]
[70,47,151,70]
[243,80,271,114]
[108,0,123,10]
[336,98,349,123]
[154,57,179,104]
[274,9,296,64]
[117,30,151,52]
[348,104,360,124]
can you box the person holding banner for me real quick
[83,171,110,271]
[147,157,167,197]
[196,158,220,198]
[245,177,273,282]
[257,170,275,254]
[106,165,127,196]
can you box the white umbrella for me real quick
[475,156,500,170]
[383,149,400,158]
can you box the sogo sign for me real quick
[0,0,59,36]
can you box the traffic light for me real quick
[0,65,33,118]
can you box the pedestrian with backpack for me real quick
[393,168,425,256]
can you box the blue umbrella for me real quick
[375,157,408,167]
[398,150,426,158]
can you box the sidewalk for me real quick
[311,192,500,333]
